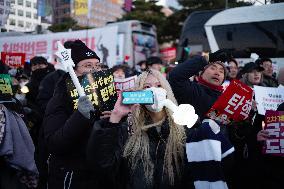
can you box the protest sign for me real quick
[254,86,284,115]
[206,79,253,125]
[115,75,137,91]
[1,52,26,68]
[263,110,284,156]
[66,69,117,112]
[0,74,13,101]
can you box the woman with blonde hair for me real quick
[87,69,193,189]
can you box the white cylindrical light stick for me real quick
[163,99,178,112]
[55,41,86,97]
[67,66,86,97]
[163,99,198,128]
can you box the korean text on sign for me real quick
[254,86,284,115]
[1,52,26,68]
[115,75,137,91]
[2,41,47,61]
[66,70,117,112]
[0,74,13,96]
[263,110,284,156]
[206,79,253,125]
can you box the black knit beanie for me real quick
[30,56,48,65]
[64,40,100,65]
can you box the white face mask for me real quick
[145,87,167,113]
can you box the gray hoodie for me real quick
[0,104,38,174]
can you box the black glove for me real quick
[78,96,95,119]
[209,49,232,63]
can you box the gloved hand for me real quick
[78,96,95,119]
[209,49,232,63]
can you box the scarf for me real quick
[197,76,223,92]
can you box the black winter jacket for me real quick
[42,74,101,188]
[35,70,65,188]
[168,56,221,121]
[87,119,194,189]
[37,69,65,114]
[262,75,278,87]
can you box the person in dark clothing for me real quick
[168,53,227,121]
[0,60,9,74]
[254,102,284,189]
[43,40,103,189]
[35,68,65,189]
[25,56,54,144]
[229,62,265,189]
[26,56,54,103]
[37,69,66,114]
[168,51,237,189]
[87,69,194,189]
[256,58,278,87]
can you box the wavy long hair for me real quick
[123,69,186,185]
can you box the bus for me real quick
[177,9,221,62]
[178,3,284,69]
[106,20,159,67]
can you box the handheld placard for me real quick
[55,41,86,97]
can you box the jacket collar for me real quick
[197,76,223,92]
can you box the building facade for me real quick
[3,0,124,32]
[0,0,11,29]
[52,0,71,24]
[52,0,124,28]
[72,0,124,28]
[4,0,49,32]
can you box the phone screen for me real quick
[122,90,154,105]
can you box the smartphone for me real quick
[122,90,154,105]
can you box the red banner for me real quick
[263,110,284,156]
[1,52,26,68]
[206,79,253,125]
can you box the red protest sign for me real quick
[206,79,253,125]
[114,75,137,92]
[263,110,284,156]
[1,52,26,68]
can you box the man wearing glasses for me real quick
[39,40,105,188]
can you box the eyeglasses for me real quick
[77,62,102,69]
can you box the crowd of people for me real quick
[0,39,284,189]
